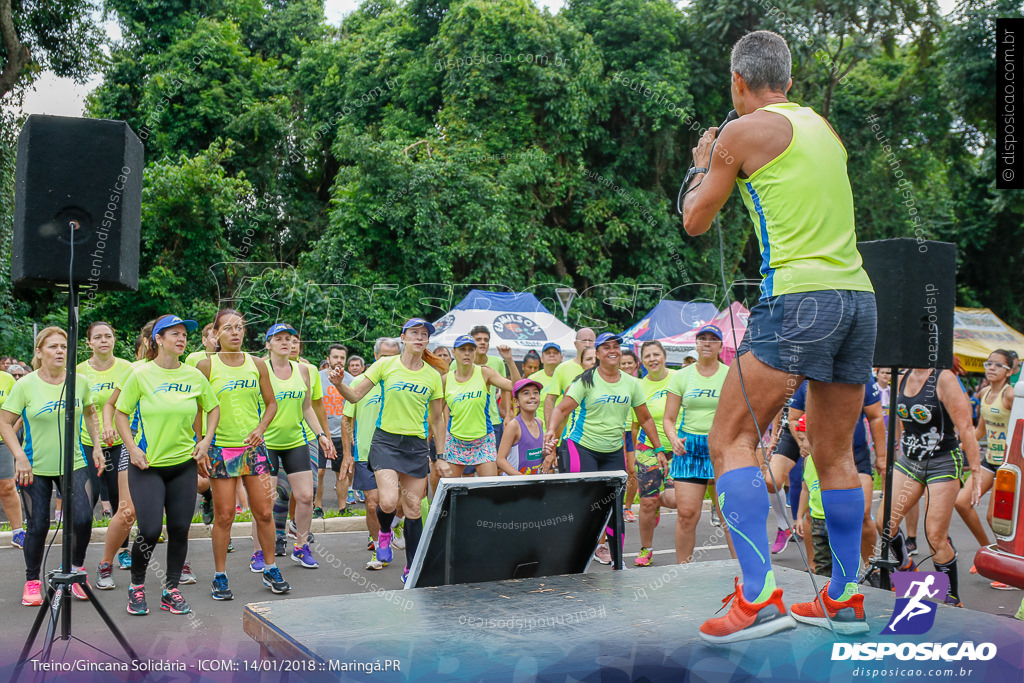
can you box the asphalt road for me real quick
[0,485,1018,680]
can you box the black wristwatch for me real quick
[684,166,708,187]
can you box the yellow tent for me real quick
[954,307,1024,372]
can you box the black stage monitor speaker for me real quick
[858,238,955,369]
[12,115,143,291]
[405,472,627,589]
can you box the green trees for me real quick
[3,0,1021,359]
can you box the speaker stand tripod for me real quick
[13,285,138,680]
[862,365,901,591]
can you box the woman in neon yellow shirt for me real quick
[115,315,219,617]
[329,319,447,582]
[78,322,132,590]
[0,327,104,607]
[662,325,731,564]
[441,335,520,478]
[543,333,665,569]
[197,310,285,600]
[98,319,156,579]
[262,324,336,571]
[633,341,679,567]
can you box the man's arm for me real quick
[682,124,745,236]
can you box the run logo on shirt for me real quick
[35,400,67,416]
[393,382,429,395]
[450,390,483,404]
[649,389,669,402]
[594,395,630,405]
[276,390,304,401]
[92,382,116,392]
[685,388,720,399]
[218,378,258,394]
[154,382,194,394]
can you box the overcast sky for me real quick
[15,0,953,119]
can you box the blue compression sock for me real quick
[717,466,774,603]
[821,486,865,601]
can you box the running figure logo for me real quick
[882,572,949,635]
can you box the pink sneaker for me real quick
[22,580,43,606]
[770,528,791,554]
[71,577,90,601]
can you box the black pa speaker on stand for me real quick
[11,115,142,679]
[857,238,956,590]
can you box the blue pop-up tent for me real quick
[621,300,719,347]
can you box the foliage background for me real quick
[0,0,1019,362]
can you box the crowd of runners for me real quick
[0,311,1020,622]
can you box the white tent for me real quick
[431,289,577,360]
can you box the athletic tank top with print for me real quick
[507,414,544,474]
[208,353,262,447]
[264,360,309,450]
[896,371,959,460]
[980,384,1011,466]
[445,364,493,441]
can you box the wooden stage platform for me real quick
[243,560,1024,682]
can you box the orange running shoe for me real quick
[699,577,796,644]
[790,581,870,635]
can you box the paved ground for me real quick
[0,485,1019,678]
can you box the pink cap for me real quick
[513,378,543,396]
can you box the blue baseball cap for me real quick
[541,342,561,353]
[696,324,723,341]
[595,332,623,348]
[453,334,476,349]
[402,318,436,335]
[152,315,198,340]
[265,323,297,341]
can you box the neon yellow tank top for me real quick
[736,102,874,299]
[264,360,308,449]
[208,353,262,447]
[445,365,492,441]
[981,385,1011,466]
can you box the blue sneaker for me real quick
[210,573,233,601]
[263,566,291,594]
[377,531,393,564]
[346,489,357,505]
[249,551,266,573]
[356,491,365,503]
[117,549,132,570]
[401,565,410,584]
[11,528,25,549]
[290,543,319,569]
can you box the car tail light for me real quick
[992,468,1018,537]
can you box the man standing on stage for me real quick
[681,30,876,643]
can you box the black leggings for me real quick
[96,445,128,549]
[20,468,94,581]
[128,458,197,589]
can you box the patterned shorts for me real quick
[208,444,273,479]
[668,433,715,481]
[443,432,497,466]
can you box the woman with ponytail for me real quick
[328,319,446,583]
[440,336,521,478]
[97,320,157,583]
[78,322,132,590]
[542,333,665,568]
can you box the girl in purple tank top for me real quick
[497,379,546,475]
